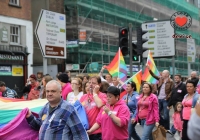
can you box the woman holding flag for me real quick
[136,82,159,140]
[122,82,141,140]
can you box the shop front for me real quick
[0,52,28,97]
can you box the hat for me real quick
[107,86,120,96]
[57,73,69,83]
[29,74,37,80]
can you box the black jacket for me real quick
[168,82,187,107]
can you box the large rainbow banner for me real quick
[0,97,48,140]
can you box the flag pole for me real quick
[118,47,120,78]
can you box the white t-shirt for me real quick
[67,91,83,104]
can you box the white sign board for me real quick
[127,65,142,72]
[35,9,66,59]
[142,21,175,57]
[187,38,196,62]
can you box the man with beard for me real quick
[168,74,187,109]
[167,74,187,135]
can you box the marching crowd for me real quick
[0,66,200,140]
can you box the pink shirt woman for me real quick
[87,86,130,140]
[136,82,159,140]
[182,80,199,140]
[80,76,107,140]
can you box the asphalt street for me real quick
[134,109,180,140]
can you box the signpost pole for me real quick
[172,56,175,79]
[43,58,47,75]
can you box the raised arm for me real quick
[146,64,159,80]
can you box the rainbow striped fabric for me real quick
[122,70,142,92]
[142,51,160,84]
[0,97,47,128]
[106,48,127,82]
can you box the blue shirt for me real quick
[122,91,139,119]
[27,99,89,140]
[2,87,16,98]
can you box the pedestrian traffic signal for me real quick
[137,27,148,55]
[133,55,140,62]
[119,27,128,56]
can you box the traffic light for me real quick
[132,42,140,62]
[132,42,138,55]
[133,55,140,62]
[119,27,128,56]
[137,27,148,55]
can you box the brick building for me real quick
[0,0,33,92]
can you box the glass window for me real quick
[10,25,20,44]
[9,0,19,6]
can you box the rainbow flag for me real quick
[0,97,48,139]
[121,70,142,92]
[105,48,127,82]
[142,50,160,84]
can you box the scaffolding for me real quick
[64,0,200,76]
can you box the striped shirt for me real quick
[2,87,16,98]
[27,99,89,140]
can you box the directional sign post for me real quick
[35,9,66,59]
[142,21,175,58]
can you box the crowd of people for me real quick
[1,66,200,140]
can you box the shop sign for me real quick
[0,54,24,60]
[0,66,12,75]
[12,65,23,76]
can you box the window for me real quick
[10,25,20,44]
[9,0,19,6]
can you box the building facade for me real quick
[0,0,33,91]
[64,0,200,77]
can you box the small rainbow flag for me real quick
[122,70,142,92]
[105,48,127,82]
[142,50,160,84]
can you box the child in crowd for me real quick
[172,102,183,138]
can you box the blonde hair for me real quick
[72,78,82,92]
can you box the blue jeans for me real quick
[170,125,177,134]
[141,119,155,140]
[159,99,170,130]
[128,120,141,140]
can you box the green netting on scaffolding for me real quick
[153,0,199,20]
[76,0,153,26]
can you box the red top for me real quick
[28,82,40,100]
[138,96,149,119]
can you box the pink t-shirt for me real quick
[80,92,107,134]
[62,83,72,100]
[182,98,193,120]
[173,112,183,131]
[138,97,149,119]
[0,92,2,96]
[96,99,130,140]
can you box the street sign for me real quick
[187,38,196,62]
[127,65,142,73]
[72,64,80,70]
[35,9,66,59]
[142,21,175,58]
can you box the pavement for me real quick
[134,109,180,140]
